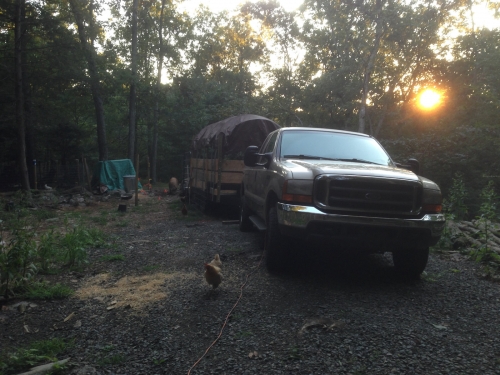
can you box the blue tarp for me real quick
[91,159,142,191]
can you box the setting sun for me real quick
[419,89,441,109]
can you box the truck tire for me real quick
[392,246,429,279]
[265,206,288,273]
[239,196,253,232]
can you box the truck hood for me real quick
[283,159,419,182]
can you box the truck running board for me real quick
[249,215,267,232]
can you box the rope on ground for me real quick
[186,251,265,375]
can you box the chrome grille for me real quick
[315,175,422,216]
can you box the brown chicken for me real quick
[209,254,222,268]
[204,263,222,289]
[181,204,188,215]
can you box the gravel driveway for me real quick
[2,204,500,375]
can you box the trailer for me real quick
[188,114,280,210]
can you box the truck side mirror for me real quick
[396,158,420,175]
[407,158,420,175]
[244,146,259,167]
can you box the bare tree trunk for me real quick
[15,0,31,195]
[128,0,138,162]
[359,0,384,134]
[69,0,108,161]
[152,0,166,183]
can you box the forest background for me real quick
[1,0,499,216]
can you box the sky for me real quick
[178,0,500,30]
[177,0,305,14]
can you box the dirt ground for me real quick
[2,191,500,375]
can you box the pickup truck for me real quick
[239,127,445,278]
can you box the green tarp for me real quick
[91,159,142,191]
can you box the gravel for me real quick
[2,205,500,375]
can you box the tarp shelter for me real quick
[191,114,281,154]
[91,159,142,191]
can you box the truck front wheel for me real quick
[265,206,288,273]
[392,246,429,279]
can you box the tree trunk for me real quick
[358,0,384,134]
[128,0,138,162]
[152,0,166,183]
[69,0,108,161]
[15,0,31,195]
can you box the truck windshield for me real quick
[280,131,392,166]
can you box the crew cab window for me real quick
[280,131,392,166]
[258,131,278,164]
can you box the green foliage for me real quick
[0,226,38,298]
[142,264,160,272]
[99,254,125,262]
[0,222,106,297]
[37,230,59,272]
[0,338,71,375]
[471,181,499,265]
[60,227,105,268]
[97,354,126,366]
[22,282,74,300]
[444,172,469,221]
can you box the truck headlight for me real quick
[282,180,313,204]
[422,188,442,213]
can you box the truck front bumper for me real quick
[276,202,445,246]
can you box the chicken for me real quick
[181,204,188,216]
[169,177,179,194]
[209,254,222,268]
[204,263,222,289]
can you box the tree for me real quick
[68,0,108,161]
[14,0,31,194]
[242,0,303,126]
[127,0,138,161]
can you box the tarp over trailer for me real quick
[189,115,280,209]
[91,159,142,191]
[191,114,281,154]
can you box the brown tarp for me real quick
[191,114,281,154]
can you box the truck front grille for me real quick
[314,175,422,216]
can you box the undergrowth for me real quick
[436,176,500,277]
[0,338,72,375]
[0,217,108,298]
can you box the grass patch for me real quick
[99,254,125,262]
[22,282,74,300]
[288,346,302,360]
[32,208,58,221]
[234,331,253,338]
[0,338,71,374]
[93,216,109,226]
[142,264,160,272]
[97,354,126,366]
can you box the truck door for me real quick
[253,131,279,217]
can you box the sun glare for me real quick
[418,89,441,110]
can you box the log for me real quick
[461,231,483,248]
[16,358,70,375]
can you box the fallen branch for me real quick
[16,358,70,375]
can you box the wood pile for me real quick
[446,220,500,254]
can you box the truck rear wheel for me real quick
[239,196,253,232]
[265,206,288,273]
[392,246,429,279]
